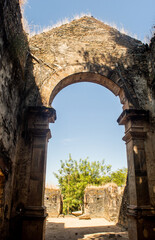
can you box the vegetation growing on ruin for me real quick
[54,155,127,214]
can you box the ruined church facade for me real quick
[0,1,155,239]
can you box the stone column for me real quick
[22,106,56,240]
[118,109,155,240]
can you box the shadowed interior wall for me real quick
[0,0,29,238]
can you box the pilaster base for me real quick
[22,206,47,240]
[128,205,155,240]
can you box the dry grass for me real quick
[19,0,28,6]
[45,184,59,190]
[19,1,152,43]
[19,1,92,37]
[85,182,118,190]
[29,13,92,37]
[18,0,138,40]
[19,0,30,34]
[27,15,138,41]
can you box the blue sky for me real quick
[47,84,125,185]
[24,0,155,185]
[25,0,155,41]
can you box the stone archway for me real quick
[4,15,154,240]
[18,72,153,240]
[49,72,126,107]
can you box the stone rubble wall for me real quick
[29,17,155,117]
[45,188,62,217]
[149,34,155,109]
[0,0,28,160]
[0,0,28,238]
[0,171,5,230]
[118,184,128,229]
[84,183,126,224]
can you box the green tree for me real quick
[110,167,127,186]
[54,155,127,214]
[54,155,112,214]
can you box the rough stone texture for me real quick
[84,184,124,222]
[0,170,5,231]
[0,0,28,159]
[12,107,56,240]
[45,188,62,217]
[148,35,155,98]
[28,16,154,116]
[0,0,29,238]
[118,184,128,229]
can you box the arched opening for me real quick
[46,82,127,185]
[49,72,128,110]
[19,72,152,240]
[45,74,128,239]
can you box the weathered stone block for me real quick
[84,183,125,222]
[45,187,62,217]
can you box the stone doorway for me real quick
[44,82,128,239]
[13,73,153,240]
[8,71,154,240]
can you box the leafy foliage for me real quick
[54,155,127,214]
[110,168,127,186]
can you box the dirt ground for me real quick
[45,217,128,240]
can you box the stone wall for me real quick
[0,0,28,159]
[84,183,125,223]
[28,17,154,114]
[45,188,62,217]
[0,0,28,238]
[0,171,5,231]
[149,34,155,101]
[118,184,128,229]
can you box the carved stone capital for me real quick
[28,106,56,124]
[23,206,47,219]
[28,128,51,139]
[27,106,56,140]
[123,131,147,143]
[127,205,155,218]
[117,109,149,125]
